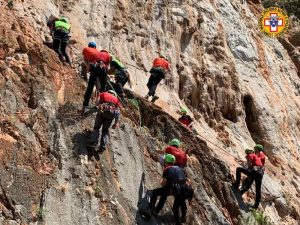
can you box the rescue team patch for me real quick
[258,7,289,38]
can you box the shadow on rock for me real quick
[231,186,250,213]
[135,173,174,225]
[136,172,150,223]
[43,41,53,50]
[72,130,100,161]
[57,102,98,127]
[84,106,98,117]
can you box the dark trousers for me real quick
[115,79,127,95]
[111,79,127,101]
[149,186,171,213]
[83,66,107,107]
[173,194,187,225]
[147,74,163,96]
[53,30,70,64]
[236,167,263,208]
[91,112,113,149]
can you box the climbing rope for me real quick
[123,61,147,72]
[107,78,242,162]
[195,132,242,161]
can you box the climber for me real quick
[157,138,187,167]
[240,144,266,196]
[88,90,121,153]
[82,49,111,116]
[52,16,71,65]
[81,42,102,80]
[178,107,194,129]
[108,58,132,102]
[145,55,171,102]
[233,148,264,209]
[149,154,193,225]
[254,144,266,166]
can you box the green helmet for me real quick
[254,144,264,151]
[169,138,181,147]
[108,90,117,97]
[111,58,124,69]
[59,16,68,23]
[180,107,188,114]
[245,149,254,154]
[164,154,176,164]
[159,53,166,59]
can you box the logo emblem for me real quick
[259,7,289,38]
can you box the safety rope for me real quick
[107,78,242,162]
[92,65,243,166]
[123,61,147,72]
[196,132,242,161]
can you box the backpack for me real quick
[100,102,117,120]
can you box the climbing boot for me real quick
[139,209,152,221]
[81,106,86,116]
[144,94,150,100]
[98,146,106,153]
[251,204,259,210]
[150,208,159,217]
[151,95,159,103]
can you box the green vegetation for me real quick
[127,98,142,126]
[155,129,166,142]
[36,207,45,221]
[128,98,140,110]
[251,209,270,225]
[94,186,102,198]
[262,0,300,19]
[239,209,271,225]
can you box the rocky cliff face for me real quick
[1,0,300,225]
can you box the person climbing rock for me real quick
[149,154,193,225]
[82,49,111,116]
[233,148,264,209]
[178,107,194,129]
[145,55,171,102]
[89,90,121,153]
[157,138,187,167]
[52,16,71,65]
[254,144,266,166]
[81,42,102,80]
[240,144,266,198]
[108,58,132,102]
